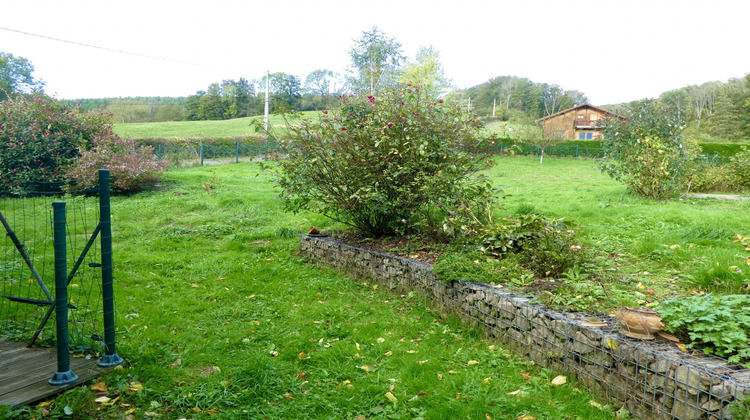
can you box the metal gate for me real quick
[0,170,123,384]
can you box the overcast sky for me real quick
[2,0,748,105]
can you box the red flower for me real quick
[322,110,328,114]
[388,123,393,127]
[341,127,347,131]
[438,99,444,103]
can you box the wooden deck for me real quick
[0,338,105,408]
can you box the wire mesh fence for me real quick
[155,141,280,167]
[0,183,105,354]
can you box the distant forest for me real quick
[64,72,750,143]
[450,74,750,143]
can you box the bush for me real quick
[600,101,699,199]
[699,142,748,157]
[0,92,106,194]
[274,84,499,239]
[689,146,750,193]
[730,146,750,190]
[689,164,741,193]
[65,135,168,193]
[479,213,586,278]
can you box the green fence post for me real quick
[200,144,204,166]
[158,145,162,161]
[97,169,124,368]
[236,142,240,164]
[575,145,579,158]
[49,201,78,385]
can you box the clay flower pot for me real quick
[615,307,663,340]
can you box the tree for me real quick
[519,124,565,165]
[706,91,742,141]
[687,82,722,127]
[256,72,302,109]
[660,88,692,123]
[0,52,44,100]
[348,26,405,95]
[303,69,348,110]
[400,46,452,98]
[600,101,698,200]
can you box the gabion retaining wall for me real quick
[300,235,750,420]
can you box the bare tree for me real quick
[687,82,722,127]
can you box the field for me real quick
[486,157,750,302]
[4,159,626,419]
[112,113,309,139]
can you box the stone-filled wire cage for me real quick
[300,235,750,420]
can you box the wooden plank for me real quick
[1,359,103,408]
[0,346,55,373]
[0,338,106,409]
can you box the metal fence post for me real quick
[200,144,204,166]
[49,201,78,385]
[158,144,162,161]
[97,169,124,368]
[236,142,240,164]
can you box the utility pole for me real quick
[264,70,270,133]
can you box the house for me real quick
[537,103,624,140]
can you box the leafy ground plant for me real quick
[657,294,750,364]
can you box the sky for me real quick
[1,0,749,105]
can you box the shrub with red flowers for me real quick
[65,135,168,194]
[0,92,106,194]
[274,84,499,239]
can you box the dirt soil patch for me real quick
[331,230,445,265]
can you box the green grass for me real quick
[482,156,750,310]
[4,162,616,419]
[113,112,318,139]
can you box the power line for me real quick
[0,25,215,68]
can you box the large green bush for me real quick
[0,92,105,193]
[600,101,699,199]
[274,84,499,238]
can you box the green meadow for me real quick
[5,155,749,418]
[5,159,623,419]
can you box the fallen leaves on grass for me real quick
[385,391,398,403]
[550,375,567,386]
[91,382,107,392]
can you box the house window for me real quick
[578,132,593,140]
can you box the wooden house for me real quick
[537,103,623,140]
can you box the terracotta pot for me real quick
[615,307,663,340]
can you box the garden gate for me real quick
[0,170,123,386]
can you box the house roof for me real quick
[536,103,623,122]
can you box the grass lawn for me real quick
[486,156,750,306]
[112,112,316,140]
[4,161,617,419]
